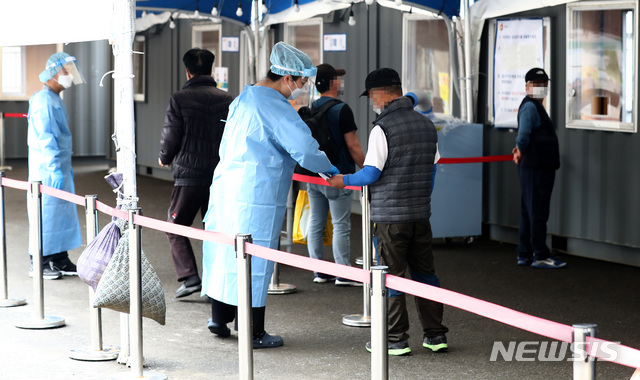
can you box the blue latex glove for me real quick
[323,165,339,177]
[49,170,64,189]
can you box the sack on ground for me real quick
[77,220,122,291]
[93,227,166,325]
[292,190,333,246]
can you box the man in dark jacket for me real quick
[512,67,564,269]
[159,48,234,298]
[327,68,448,356]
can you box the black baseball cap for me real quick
[315,63,345,93]
[360,68,402,97]
[525,67,550,83]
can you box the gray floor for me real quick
[0,157,639,380]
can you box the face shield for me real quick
[40,54,85,86]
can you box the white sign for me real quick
[214,67,229,92]
[323,34,347,52]
[493,19,544,128]
[222,37,240,52]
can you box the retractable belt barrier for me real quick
[2,152,639,378]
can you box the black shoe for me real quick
[208,319,231,337]
[49,258,78,276]
[253,332,283,349]
[29,264,62,280]
[423,334,448,352]
[175,282,202,298]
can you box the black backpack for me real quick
[294,98,341,176]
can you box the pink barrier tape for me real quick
[587,336,640,369]
[132,214,235,247]
[292,173,361,191]
[40,185,85,206]
[3,174,640,369]
[1,177,30,191]
[245,241,370,284]
[386,274,574,342]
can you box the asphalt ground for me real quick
[0,157,639,380]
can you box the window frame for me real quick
[133,35,146,102]
[0,44,61,101]
[192,23,223,68]
[565,0,638,133]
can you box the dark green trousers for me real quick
[375,220,448,342]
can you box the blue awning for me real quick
[136,0,459,25]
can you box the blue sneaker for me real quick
[365,340,411,356]
[531,257,566,269]
[517,257,533,266]
[423,335,448,352]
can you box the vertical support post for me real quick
[463,0,474,123]
[69,195,119,361]
[236,234,254,380]
[0,113,6,170]
[0,171,26,307]
[128,208,143,377]
[371,266,388,380]
[572,323,597,380]
[342,186,371,327]
[269,183,296,294]
[16,181,64,329]
[109,208,165,379]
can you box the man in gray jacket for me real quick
[159,48,234,298]
[327,68,448,356]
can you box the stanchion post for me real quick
[110,208,165,379]
[0,171,26,307]
[342,186,372,327]
[269,184,296,294]
[371,266,388,380]
[572,323,597,380]
[236,233,254,380]
[15,181,65,329]
[69,195,119,361]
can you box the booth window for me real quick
[403,15,452,115]
[284,18,322,107]
[133,36,146,102]
[0,44,58,101]
[192,24,222,67]
[566,1,637,132]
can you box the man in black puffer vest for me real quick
[159,48,234,298]
[327,68,448,356]
[512,68,564,269]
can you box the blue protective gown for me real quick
[27,86,82,256]
[202,85,332,307]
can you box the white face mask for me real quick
[373,107,383,115]
[528,86,548,99]
[287,80,307,100]
[56,74,74,89]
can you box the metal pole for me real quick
[236,233,254,380]
[0,171,25,307]
[16,181,64,329]
[269,184,296,294]
[343,186,371,327]
[69,195,119,361]
[463,0,474,123]
[0,113,9,171]
[109,208,165,379]
[128,208,143,377]
[572,323,597,380]
[371,266,388,380]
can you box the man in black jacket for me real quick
[159,48,234,298]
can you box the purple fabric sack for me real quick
[77,221,122,291]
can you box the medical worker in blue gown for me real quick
[202,42,338,348]
[27,52,84,280]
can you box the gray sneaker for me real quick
[29,264,62,280]
[365,340,411,356]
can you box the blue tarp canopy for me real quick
[137,0,459,25]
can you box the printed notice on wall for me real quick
[323,34,347,52]
[215,67,228,92]
[493,19,544,128]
